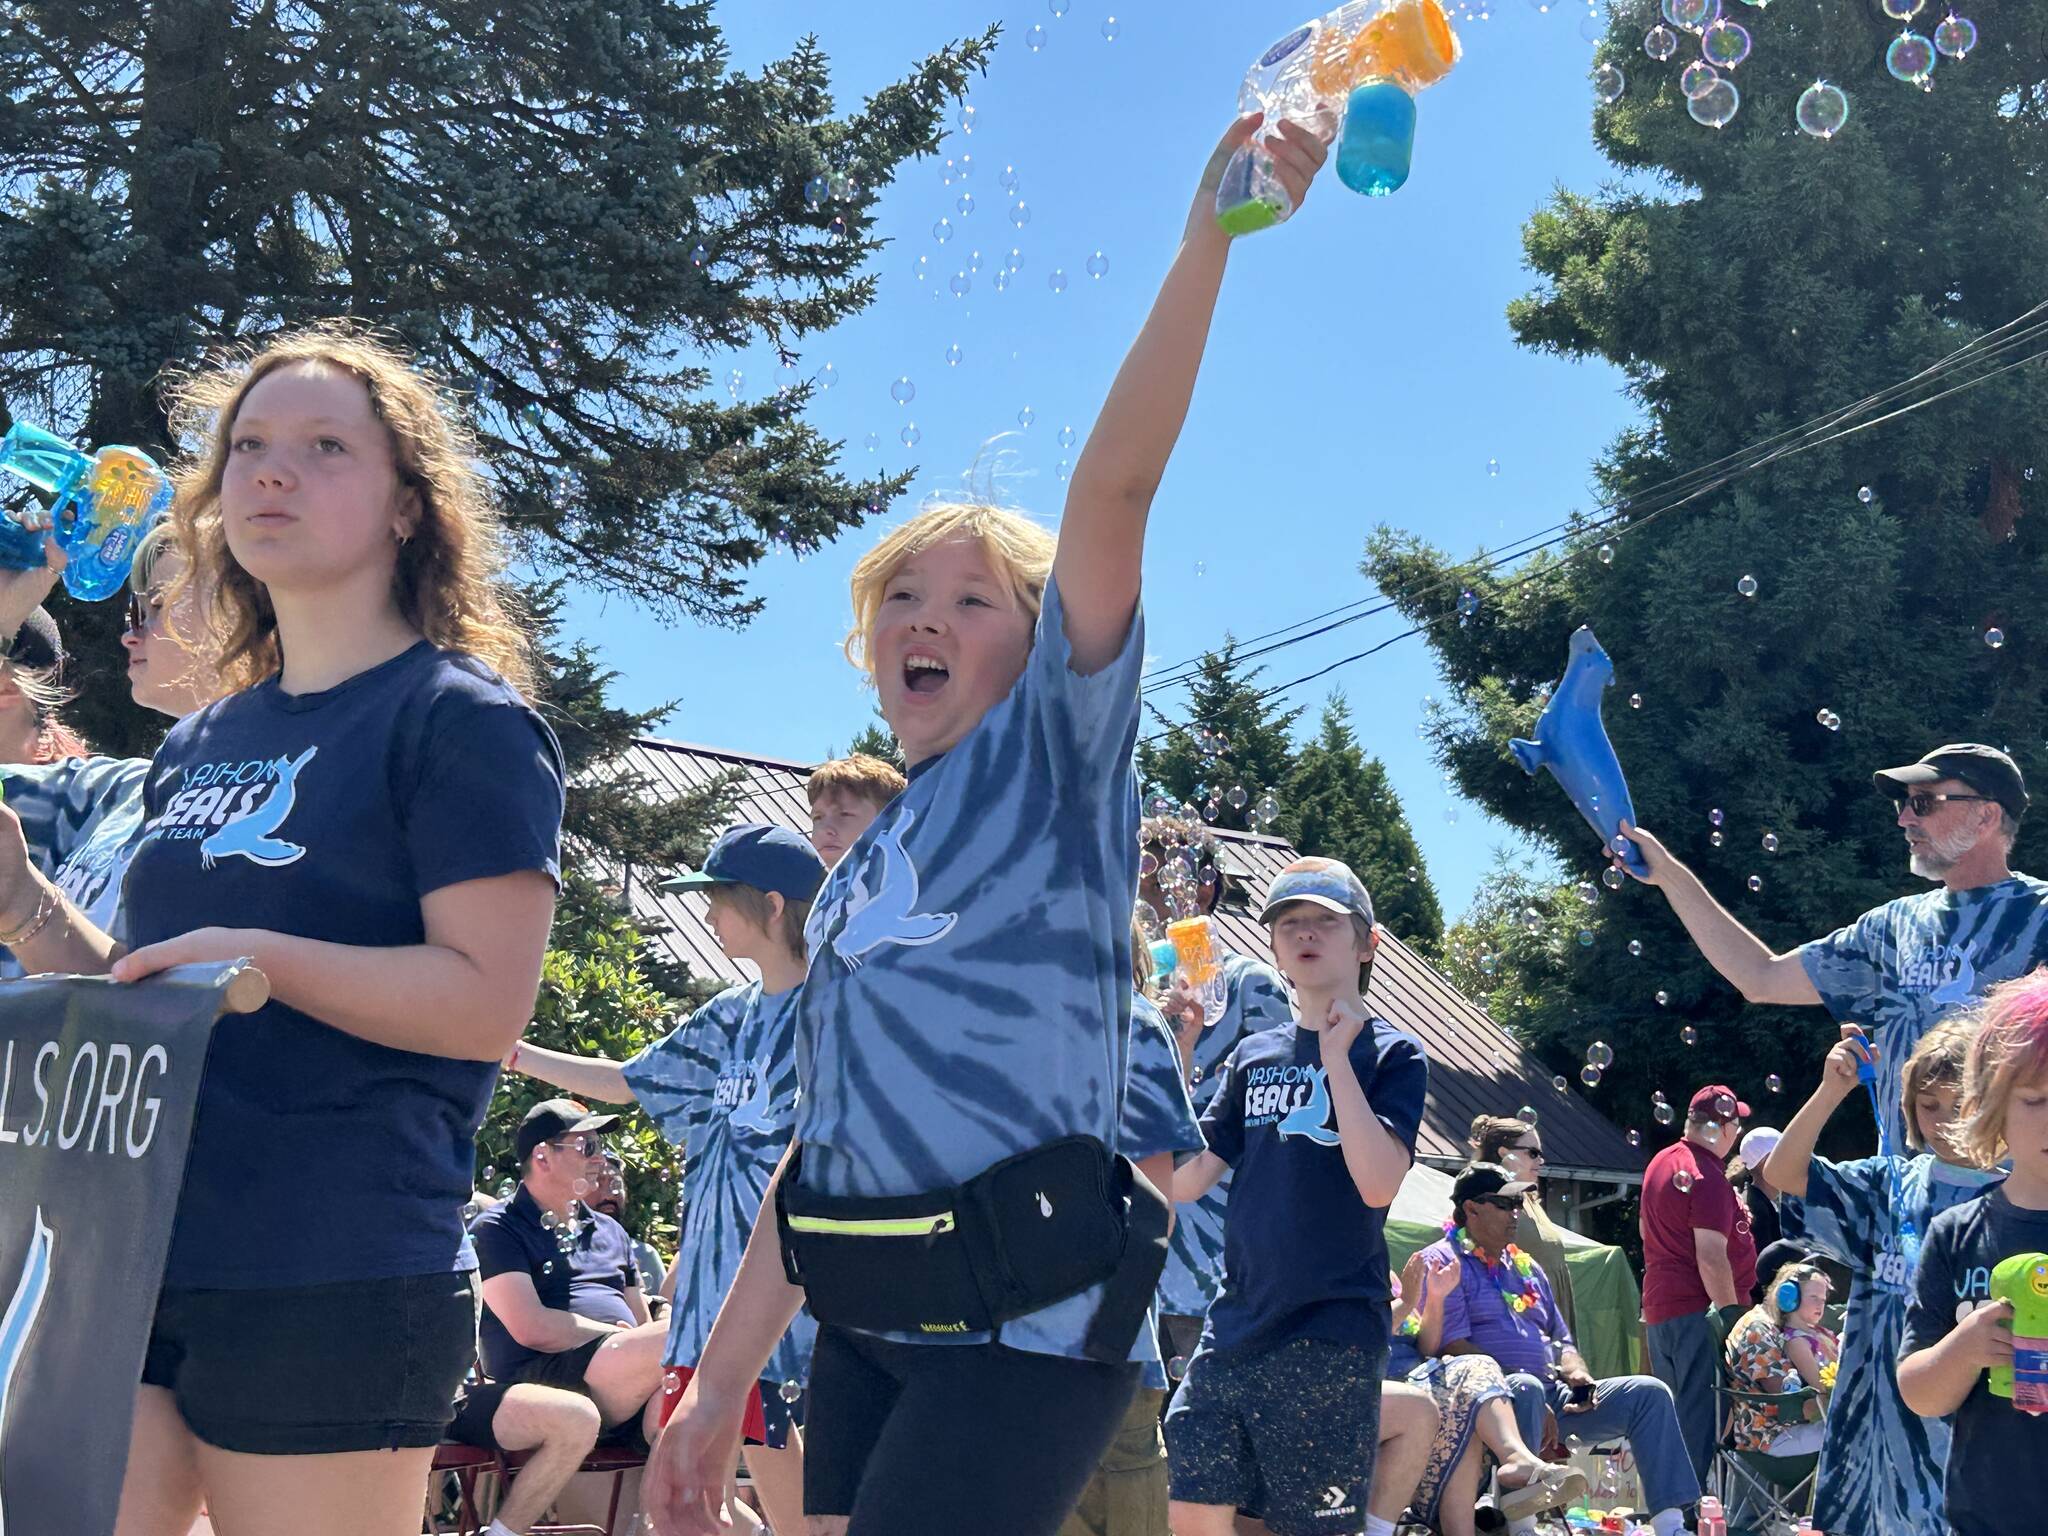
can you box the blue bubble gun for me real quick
[1217,0,1461,236]
[0,423,172,600]
[1509,627,1648,878]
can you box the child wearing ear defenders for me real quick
[1724,1262,1832,1457]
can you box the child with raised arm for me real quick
[1762,1014,1994,1536]
[1166,859,1428,1536]
[1897,971,2048,1536]
[507,822,825,1536]
[643,111,1330,1536]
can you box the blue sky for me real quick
[561,0,1648,923]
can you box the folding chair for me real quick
[1705,1311,1820,1536]
[424,1441,646,1536]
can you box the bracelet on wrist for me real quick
[0,882,59,948]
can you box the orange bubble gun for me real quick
[1217,0,1460,236]
[1167,916,1229,1025]
[1989,1253,2048,1413]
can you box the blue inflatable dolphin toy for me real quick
[1508,627,1648,878]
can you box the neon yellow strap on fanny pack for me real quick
[783,1211,954,1238]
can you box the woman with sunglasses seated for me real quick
[1616,742,2046,1156]
[0,525,225,970]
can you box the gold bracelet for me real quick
[0,884,58,948]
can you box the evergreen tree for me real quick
[1137,640,1304,833]
[0,1,996,752]
[1280,694,1444,947]
[1362,0,2048,1140]
[843,716,905,771]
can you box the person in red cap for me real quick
[1638,1084,1759,1485]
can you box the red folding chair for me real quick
[425,1441,646,1536]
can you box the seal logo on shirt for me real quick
[1244,1062,1340,1147]
[152,747,318,869]
[0,1206,55,1536]
[1898,939,1977,1003]
[816,809,957,968]
[715,1055,778,1135]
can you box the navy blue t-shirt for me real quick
[471,1186,642,1380]
[122,642,565,1289]
[1900,1185,2048,1536]
[1197,1017,1428,1358]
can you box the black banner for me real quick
[0,961,261,1536]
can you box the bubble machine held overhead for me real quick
[1218,0,1461,235]
[0,423,172,599]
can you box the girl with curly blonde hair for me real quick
[0,322,565,1535]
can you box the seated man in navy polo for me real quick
[1423,1163,1702,1536]
[472,1099,669,1443]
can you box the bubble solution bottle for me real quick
[1216,0,1460,235]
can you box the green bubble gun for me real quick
[0,423,172,600]
[1989,1252,2048,1414]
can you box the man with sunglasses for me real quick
[1619,742,2046,1153]
[471,1099,672,1444]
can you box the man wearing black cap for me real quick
[1620,742,2048,1152]
[469,1099,671,1441]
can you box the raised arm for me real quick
[507,1039,635,1106]
[1053,114,1326,673]
[1619,822,1820,1007]
[1318,999,1412,1208]
[1763,1028,1868,1199]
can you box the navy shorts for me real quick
[142,1271,478,1454]
[1163,1337,1386,1536]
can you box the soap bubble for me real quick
[1794,79,1859,138]
[1886,32,1936,84]
[1934,13,1977,57]
[1588,1041,1615,1069]
[1643,24,1679,58]
[957,154,974,179]
[1701,19,1751,66]
[1599,543,1616,563]
[1985,627,2006,649]
[1857,484,1875,504]
[1674,1168,1695,1193]
[1656,989,1671,1006]
[1256,792,1281,826]
[1227,784,1250,811]
[1714,1092,1737,1119]
[1746,873,1764,893]
[723,372,741,402]
[933,218,954,245]
[992,270,1012,293]
[689,242,709,267]
[1048,269,1068,293]
[1628,1128,1643,1147]
[1087,250,1110,279]
[1102,16,1121,40]
[1018,406,1036,428]
[1580,10,1604,42]
[1582,1064,1604,1087]
[863,432,879,452]
[1168,1355,1187,1379]
[1688,77,1741,127]
[1487,457,1501,477]
[1654,1100,1677,1125]
[1056,460,1071,481]
[803,174,830,208]
[1736,572,1759,597]
[1058,424,1078,447]
[1577,880,1599,905]
[958,104,977,136]
[1709,808,1725,827]
[1517,1105,1539,1127]
[891,376,916,405]
[1028,23,1048,49]
[1762,832,1779,853]
[901,422,921,447]
[820,362,838,390]
[1578,928,1596,947]
[1000,166,1022,198]
[1604,866,1626,890]
[957,193,976,217]
[949,271,971,298]
[1050,0,1069,16]
[1681,61,1719,100]
[1553,1074,1570,1093]
[1881,0,1923,15]
[1767,1073,1784,1093]
[1710,830,1725,847]
[1666,0,1718,29]
[1458,589,1482,619]
[664,1371,681,1393]
[1010,201,1032,229]
[1681,1025,1699,1046]
[780,1379,803,1404]
[945,343,963,367]
[1594,64,1626,103]
[1629,693,1643,709]
[496,1178,516,1199]
[1817,708,1842,731]
[1628,939,1644,957]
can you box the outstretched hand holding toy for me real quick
[1509,626,1647,877]
[1990,1254,2048,1413]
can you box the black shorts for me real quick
[504,1335,607,1394]
[805,1325,1140,1536]
[1163,1337,1386,1536]
[142,1271,477,1455]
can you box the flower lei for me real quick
[1443,1219,1543,1314]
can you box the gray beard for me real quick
[1909,822,1983,881]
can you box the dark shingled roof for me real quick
[588,738,1646,1186]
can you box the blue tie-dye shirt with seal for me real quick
[1157,951,1295,1319]
[623,980,814,1389]
[1798,875,2048,1151]
[794,575,1143,1364]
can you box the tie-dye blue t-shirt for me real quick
[1798,875,2048,1151]
[1779,1152,2002,1536]
[0,755,150,972]
[1157,951,1295,1319]
[624,980,814,1390]
[795,576,1143,1363]
[1124,991,1204,1389]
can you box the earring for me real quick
[395,528,413,546]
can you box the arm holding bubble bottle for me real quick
[1616,821,1823,1007]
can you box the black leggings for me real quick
[803,1324,1141,1535]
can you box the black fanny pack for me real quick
[774,1135,1168,1365]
